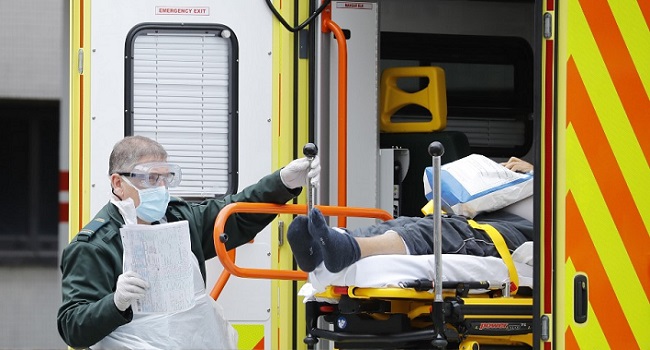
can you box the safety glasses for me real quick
[118,162,182,188]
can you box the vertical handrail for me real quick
[322,5,348,227]
[210,203,393,300]
[428,141,448,349]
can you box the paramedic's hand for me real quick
[114,271,149,312]
[280,156,321,189]
[501,157,534,174]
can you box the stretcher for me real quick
[211,204,533,350]
[210,143,534,350]
[299,246,533,350]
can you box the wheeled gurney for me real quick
[211,203,534,350]
[211,143,534,350]
[299,243,534,349]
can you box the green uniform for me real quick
[58,170,300,348]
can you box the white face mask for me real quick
[122,176,170,223]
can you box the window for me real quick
[381,32,534,157]
[125,24,239,199]
[0,99,59,266]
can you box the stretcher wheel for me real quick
[431,336,448,349]
[459,340,480,350]
[303,335,318,347]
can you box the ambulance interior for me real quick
[213,1,540,349]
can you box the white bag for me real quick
[423,154,533,218]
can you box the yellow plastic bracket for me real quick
[380,66,447,133]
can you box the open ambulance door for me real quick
[550,0,650,348]
[68,1,302,349]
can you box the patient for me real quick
[288,157,534,273]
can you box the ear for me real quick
[110,174,125,197]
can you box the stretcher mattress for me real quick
[301,242,533,298]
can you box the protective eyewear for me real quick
[118,162,182,188]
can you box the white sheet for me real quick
[301,242,533,298]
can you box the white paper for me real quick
[120,221,194,313]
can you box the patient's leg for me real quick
[308,208,362,273]
[309,209,410,273]
[356,230,407,257]
[287,215,323,272]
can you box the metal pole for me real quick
[428,141,447,349]
[429,141,444,302]
[303,143,318,213]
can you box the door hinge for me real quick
[543,12,553,39]
[541,314,550,341]
[278,220,285,246]
[77,48,84,74]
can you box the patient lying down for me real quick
[288,208,532,274]
[288,157,534,274]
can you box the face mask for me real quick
[136,186,170,223]
[122,176,170,223]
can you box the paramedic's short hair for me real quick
[109,136,168,174]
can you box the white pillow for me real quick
[501,195,534,223]
[424,154,533,218]
[512,241,534,266]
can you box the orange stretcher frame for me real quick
[210,202,393,299]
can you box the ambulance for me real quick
[66,0,649,348]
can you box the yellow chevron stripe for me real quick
[233,324,264,349]
[568,0,650,231]
[565,259,610,349]
[609,0,650,93]
[566,126,650,345]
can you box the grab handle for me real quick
[322,7,349,227]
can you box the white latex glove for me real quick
[114,270,149,312]
[280,156,321,189]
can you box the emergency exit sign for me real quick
[336,2,373,10]
[155,6,210,16]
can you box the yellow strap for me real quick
[421,200,434,216]
[421,199,446,216]
[467,219,519,295]
[422,200,517,293]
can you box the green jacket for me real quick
[58,170,300,348]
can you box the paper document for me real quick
[121,221,194,313]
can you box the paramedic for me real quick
[288,157,533,273]
[57,135,320,349]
